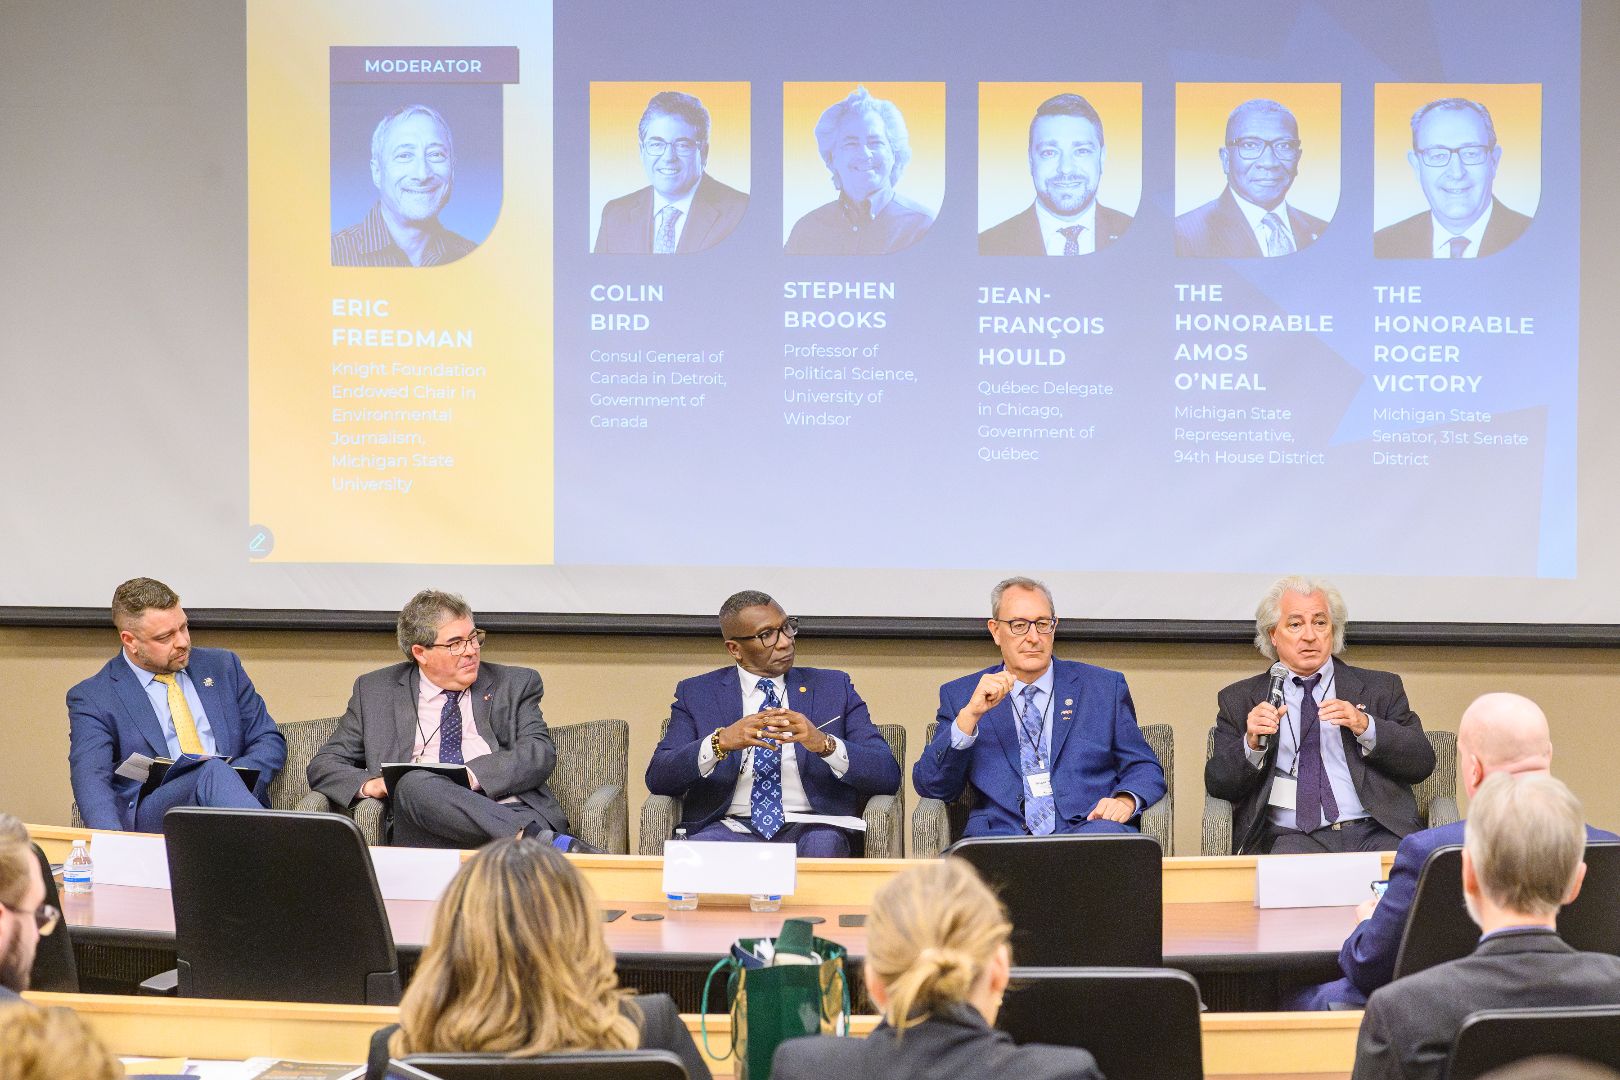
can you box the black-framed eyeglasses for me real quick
[994,617,1059,636]
[729,617,799,648]
[1414,143,1494,168]
[1227,137,1302,162]
[641,137,699,158]
[1,900,59,936]
[422,628,486,656]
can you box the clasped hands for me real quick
[1245,698,1369,751]
[717,707,831,755]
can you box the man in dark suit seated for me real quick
[1351,772,1620,1080]
[645,590,900,857]
[67,578,287,832]
[593,90,749,254]
[1299,692,1617,1009]
[979,93,1133,256]
[1174,98,1328,257]
[913,576,1165,838]
[1206,576,1434,857]
[308,589,597,851]
[0,817,56,1002]
[1374,97,1531,259]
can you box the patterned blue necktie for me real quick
[1293,674,1339,831]
[438,689,465,765]
[750,678,785,839]
[1018,685,1056,836]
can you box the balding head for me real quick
[1457,692,1553,798]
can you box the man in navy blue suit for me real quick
[912,576,1165,837]
[1298,691,1616,1009]
[645,590,901,857]
[66,578,286,832]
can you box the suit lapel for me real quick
[1329,662,1366,777]
[470,665,497,747]
[677,176,720,252]
[1048,662,1080,764]
[110,658,171,759]
[189,655,233,756]
[1286,205,1320,247]
[983,667,1023,777]
[1218,189,1263,256]
[787,668,811,772]
[393,665,421,761]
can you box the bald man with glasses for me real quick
[644,590,900,857]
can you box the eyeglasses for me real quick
[422,628,486,656]
[729,617,800,648]
[994,617,1059,636]
[1227,137,1302,162]
[1414,143,1495,168]
[641,137,699,159]
[1,901,59,936]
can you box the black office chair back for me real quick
[1394,842,1620,980]
[164,807,401,1004]
[947,833,1163,966]
[28,842,79,992]
[397,1050,687,1079]
[1449,1005,1620,1079]
[998,967,1202,1080]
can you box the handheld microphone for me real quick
[1258,661,1289,751]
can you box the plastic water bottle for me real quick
[63,839,93,894]
[665,828,698,911]
[749,894,782,913]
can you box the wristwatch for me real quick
[815,734,839,758]
[710,728,729,761]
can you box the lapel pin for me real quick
[203,677,214,688]
[483,693,492,702]
[1064,698,1073,706]
[798,686,806,693]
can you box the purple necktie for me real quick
[1058,224,1085,256]
[1447,236,1471,259]
[438,689,464,765]
[1293,674,1339,831]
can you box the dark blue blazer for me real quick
[644,665,900,831]
[67,648,286,831]
[1338,817,1620,999]
[912,659,1166,837]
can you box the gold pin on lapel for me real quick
[1064,698,1073,707]
[203,677,214,687]
[798,686,807,693]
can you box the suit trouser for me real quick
[134,758,262,832]
[1264,817,1400,854]
[686,817,851,858]
[390,769,559,849]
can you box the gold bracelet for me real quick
[710,728,729,761]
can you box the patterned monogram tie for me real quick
[1058,224,1085,255]
[153,673,205,755]
[438,689,465,765]
[750,678,785,839]
[1447,236,1471,259]
[1261,212,1296,256]
[654,206,682,254]
[1293,674,1340,831]
[1019,685,1056,836]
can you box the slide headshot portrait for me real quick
[1174,86,1340,258]
[592,87,750,255]
[783,83,943,256]
[1373,87,1539,259]
[979,86,1139,256]
[331,103,480,268]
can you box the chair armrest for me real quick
[912,798,949,857]
[1141,797,1173,856]
[1201,793,1235,856]
[353,796,387,846]
[138,968,179,996]
[295,791,333,814]
[1426,794,1461,830]
[861,794,901,858]
[639,795,681,856]
[579,784,629,854]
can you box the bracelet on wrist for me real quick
[710,728,729,761]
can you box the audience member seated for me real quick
[913,576,1164,837]
[1477,1059,1620,1080]
[645,589,900,857]
[772,858,1103,1080]
[309,589,597,851]
[67,577,287,831]
[0,816,58,1003]
[0,1007,124,1080]
[1351,773,1620,1080]
[366,835,709,1080]
[1206,575,1434,855]
[1301,692,1616,1009]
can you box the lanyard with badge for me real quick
[1267,669,1334,811]
[1013,686,1055,798]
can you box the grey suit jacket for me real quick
[593,174,749,254]
[1174,186,1328,257]
[978,203,1134,255]
[1373,197,1532,258]
[1352,929,1620,1080]
[307,659,566,833]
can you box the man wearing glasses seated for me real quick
[593,89,749,254]
[913,576,1166,837]
[645,590,900,857]
[0,817,61,1001]
[1174,98,1329,257]
[308,590,598,851]
[1374,96,1531,259]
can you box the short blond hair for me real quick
[866,858,1010,1033]
[1465,772,1585,918]
[0,1007,125,1080]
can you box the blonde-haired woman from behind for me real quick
[773,858,1102,1080]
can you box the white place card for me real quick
[90,832,170,890]
[368,845,462,901]
[662,840,797,897]
[1255,850,1385,909]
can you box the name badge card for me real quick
[1268,774,1297,810]
[1027,772,1054,798]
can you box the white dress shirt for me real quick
[1230,188,1298,254]
[1428,200,1495,258]
[1034,200,1099,255]
[695,666,851,816]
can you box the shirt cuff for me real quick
[697,732,718,777]
[1357,714,1379,753]
[948,722,979,750]
[1245,744,1267,768]
[466,766,481,792]
[822,739,851,778]
[1114,791,1141,815]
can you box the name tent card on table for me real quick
[1255,850,1384,908]
[367,846,462,902]
[92,832,171,890]
[662,840,797,898]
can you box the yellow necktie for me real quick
[153,673,205,755]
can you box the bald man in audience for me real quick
[1352,772,1620,1080]
[1297,692,1618,1009]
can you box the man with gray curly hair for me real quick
[785,85,935,255]
[1205,575,1434,854]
